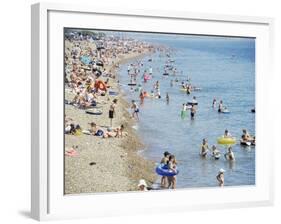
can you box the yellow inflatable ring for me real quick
[217,136,236,145]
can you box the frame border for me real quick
[31,2,274,220]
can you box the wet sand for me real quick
[64,50,157,194]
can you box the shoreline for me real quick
[64,47,157,194]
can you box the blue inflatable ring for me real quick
[155,164,179,177]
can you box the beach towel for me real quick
[80,55,92,65]
[65,148,78,157]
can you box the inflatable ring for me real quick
[85,109,103,115]
[155,164,179,177]
[217,137,236,145]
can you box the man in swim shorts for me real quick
[131,100,140,120]
[109,99,117,127]
[190,104,196,119]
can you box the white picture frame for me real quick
[31,2,274,221]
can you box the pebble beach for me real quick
[64,33,156,194]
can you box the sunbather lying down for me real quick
[82,123,128,138]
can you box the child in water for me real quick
[167,154,177,189]
[211,145,221,159]
[131,100,139,121]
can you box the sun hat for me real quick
[219,168,225,173]
[137,179,147,187]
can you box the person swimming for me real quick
[224,129,231,137]
[241,129,255,143]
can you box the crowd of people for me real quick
[64,31,154,142]
[65,30,255,191]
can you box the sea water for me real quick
[118,34,255,188]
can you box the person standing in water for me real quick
[200,138,209,157]
[212,98,217,108]
[218,100,223,112]
[166,93,170,104]
[109,99,118,127]
[190,104,196,120]
[181,103,187,119]
[224,129,231,137]
[170,79,174,87]
[216,169,225,187]
[139,91,145,105]
[225,146,235,161]
[160,151,170,188]
[186,85,191,95]
[167,154,177,189]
